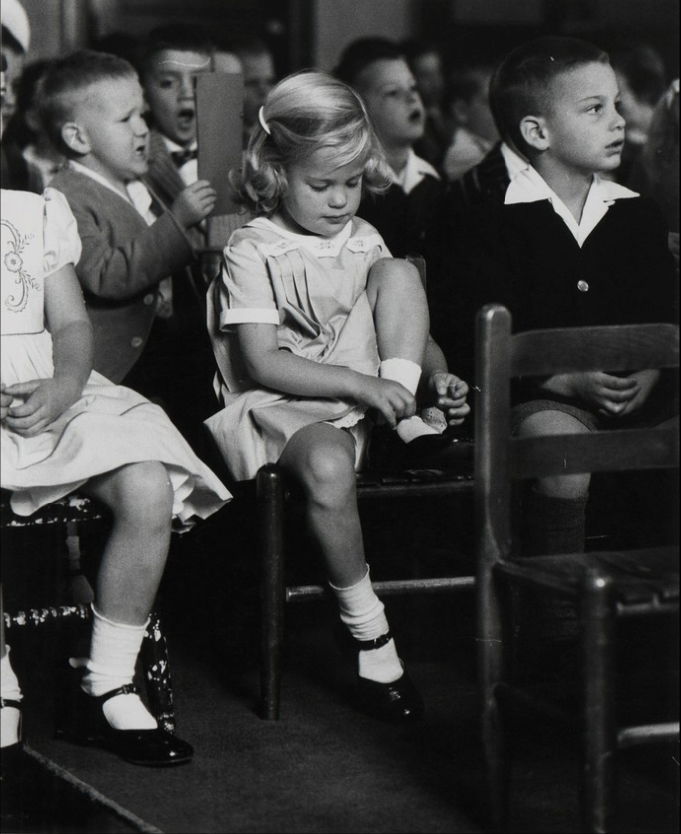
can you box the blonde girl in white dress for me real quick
[206,71,470,722]
[1,186,231,766]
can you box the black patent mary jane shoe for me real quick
[356,670,425,724]
[367,426,474,474]
[354,633,425,724]
[55,684,193,767]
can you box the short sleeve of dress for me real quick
[218,232,280,329]
[42,187,82,276]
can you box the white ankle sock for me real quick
[79,605,157,730]
[379,359,439,442]
[1,647,23,747]
[329,566,403,684]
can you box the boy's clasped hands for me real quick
[550,369,660,418]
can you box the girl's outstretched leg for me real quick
[279,423,424,722]
[63,461,193,766]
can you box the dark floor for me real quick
[2,491,679,833]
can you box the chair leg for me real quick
[139,611,176,734]
[478,567,510,828]
[257,465,286,720]
[582,569,617,834]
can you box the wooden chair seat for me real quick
[497,546,679,607]
[0,490,104,528]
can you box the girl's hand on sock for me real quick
[355,376,415,427]
[428,372,471,426]
[171,180,217,228]
[0,383,12,423]
[3,376,83,437]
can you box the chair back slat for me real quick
[511,426,679,480]
[475,305,513,567]
[474,303,679,571]
[512,323,679,377]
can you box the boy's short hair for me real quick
[136,23,215,79]
[235,69,391,216]
[490,36,609,155]
[229,35,271,61]
[36,49,138,156]
[334,37,405,88]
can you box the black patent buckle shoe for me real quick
[55,683,193,767]
[367,426,474,474]
[355,668,425,724]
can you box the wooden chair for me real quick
[1,490,176,733]
[256,455,475,720]
[474,303,679,832]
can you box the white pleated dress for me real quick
[205,216,389,481]
[1,188,231,523]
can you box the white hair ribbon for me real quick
[258,106,271,135]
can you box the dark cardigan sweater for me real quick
[430,194,678,386]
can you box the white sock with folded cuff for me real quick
[329,565,403,683]
[1,647,23,747]
[379,358,439,442]
[78,605,157,730]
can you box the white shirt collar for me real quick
[253,216,353,257]
[389,148,440,195]
[500,141,530,181]
[161,135,198,186]
[504,161,638,246]
[68,160,155,226]
[161,135,198,155]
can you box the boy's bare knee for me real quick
[519,411,591,498]
[518,410,590,438]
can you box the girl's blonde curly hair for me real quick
[231,70,392,216]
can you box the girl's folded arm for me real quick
[238,323,361,399]
[45,264,94,392]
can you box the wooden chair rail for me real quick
[512,322,679,377]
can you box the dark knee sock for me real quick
[523,489,588,557]
[520,490,589,647]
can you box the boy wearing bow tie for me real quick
[137,25,214,212]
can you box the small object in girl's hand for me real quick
[471,384,482,392]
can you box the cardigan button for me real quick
[143,293,155,306]
[577,280,589,292]
[131,336,144,348]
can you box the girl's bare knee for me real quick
[367,258,422,303]
[109,461,173,522]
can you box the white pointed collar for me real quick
[504,161,638,247]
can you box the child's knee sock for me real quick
[80,605,157,730]
[329,565,403,684]
[524,489,588,557]
[522,490,589,644]
[379,358,439,442]
[1,647,23,747]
